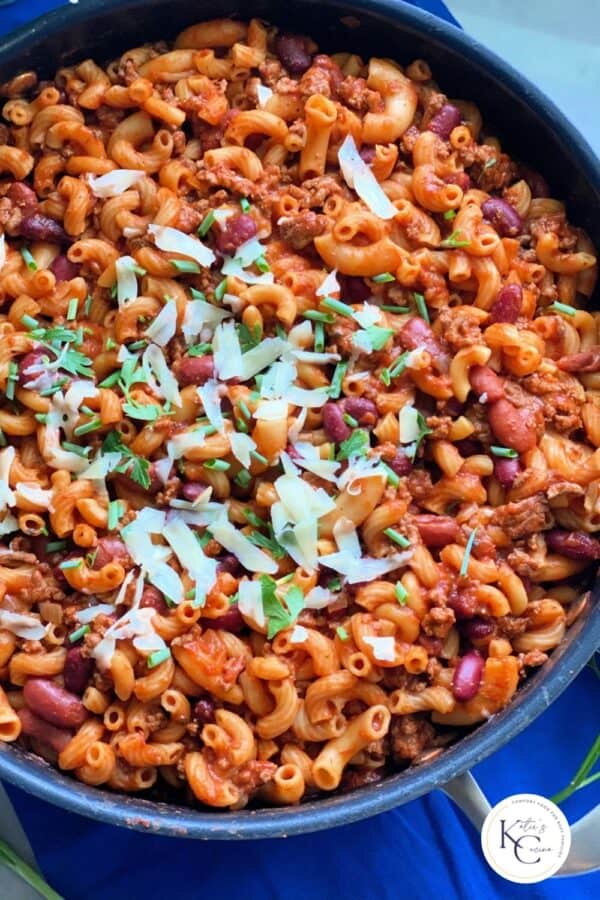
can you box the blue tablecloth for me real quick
[0,2,598,898]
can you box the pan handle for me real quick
[440,771,600,877]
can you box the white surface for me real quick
[446,0,600,154]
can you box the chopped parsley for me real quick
[122,401,161,422]
[337,428,369,460]
[248,530,286,559]
[238,322,262,353]
[353,325,394,352]
[260,576,304,639]
[102,430,151,489]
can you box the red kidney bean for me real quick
[275,34,312,75]
[494,456,522,489]
[176,354,214,386]
[18,708,73,754]
[557,347,600,373]
[217,554,242,576]
[49,253,80,282]
[338,275,371,302]
[488,284,523,324]
[63,647,94,695]
[447,588,477,620]
[18,349,52,387]
[18,213,69,244]
[460,617,494,641]
[455,438,481,457]
[415,514,459,547]
[312,54,344,92]
[193,697,215,725]
[545,530,600,561]
[427,103,462,139]
[519,164,550,199]
[322,402,351,443]
[481,197,523,237]
[400,317,449,371]
[92,538,130,570]
[452,650,484,701]
[388,450,412,477]
[342,396,377,426]
[7,182,38,215]
[140,585,169,615]
[23,678,87,729]
[469,365,504,402]
[444,171,471,192]
[202,604,245,633]
[359,145,376,164]
[418,635,444,656]
[214,213,257,255]
[488,398,536,453]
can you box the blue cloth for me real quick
[0,2,598,899]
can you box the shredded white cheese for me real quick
[182,299,231,344]
[0,447,16,512]
[87,169,144,198]
[145,298,177,347]
[399,405,420,444]
[115,256,139,307]
[196,378,225,434]
[229,432,257,468]
[0,610,47,641]
[338,135,397,220]
[141,344,181,407]
[316,269,340,297]
[289,624,309,644]
[163,515,218,608]
[238,579,266,628]
[363,635,396,662]
[256,84,273,108]
[210,511,278,574]
[148,224,215,269]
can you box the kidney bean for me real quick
[400,317,449,371]
[49,253,80,283]
[488,283,523,324]
[558,347,600,373]
[18,213,69,244]
[545,529,600,561]
[447,588,477,620]
[427,103,462,139]
[322,402,351,443]
[460,616,495,641]
[494,456,521,489]
[359,145,376,164]
[415,514,459,547]
[202,604,245,633]
[481,197,523,237]
[469,365,504,402]
[217,554,242,576]
[176,355,214,386]
[388,450,412,477]
[140,585,169,615]
[275,34,312,75]
[92,538,130,570]
[338,275,371,302]
[63,647,94,695]
[7,182,38,215]
[342,396,377,427]
[519,164,550,199]
[193,697,215,725]
[23,678,87,729]
[452,650,484,701]
[488,398,536,453]
[312,54,344,92]
[18,708,73,754]
[244,133,264,152]
[182,482,208,502]
[455,438,481,457]
[18,349,52,387]
[444,171,471,192]
[214,213,257,255]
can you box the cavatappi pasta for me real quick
[0,18,597,808]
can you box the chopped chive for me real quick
[185,588,195,600]
[329,361,348,399]
[74,417,102,436]
[244,509,267,528]
[303,310,335,324]
[170,259,200,274]
[214,278,227,302]
[62,442,91,457]
[383,527,411,549]
[186,342,212,357]
[39,378,68,397]
[127,339,147,351]
[85,548,98,568]
[248,530,285,558]
[343,412,358,427]
[46,540,67,552]
[203,459,230,471]
[327,576,342,591]
[255,255,270,273]
[80,406,94,417]
[66,297,78,320]
[387,351,410,380]
[380,462,400,487]
[147,647,172,668]
[98,371,121,388]
[190,288,207,301]
[240,197,251,213]
[198,209,216,237]
[549,302,577,317]
[59,557,83,570]
[414,292,429,323]
[21,314,39,329]
[314,321,325,353]
[196,531,213,548]
[0,428,6,447]
[443,209,457,220]
[236,417,249,433]
[234,469,252,488]
[6,362,18,400]
[483,157,497,170]
[440,229,471,249]
[105,337,117,351]
[460,528,478,577]
[107,499,124,530]
[239,400,251,420]
[380,369,391,387]
[275,323,286,340]
[336,626,349,641]
[69,624,90,643]
[83,294,93,316]
[125,261,146,276]
[321,296,354,317]
[490,446,518,459]
[110,282,118,300]
[380,305,411,313]
[372,272,395,284]
[250,450,268,465]
[21,247,37,271]
[34,413,48,424]
[395,582,408,605]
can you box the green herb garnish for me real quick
[337,429,369,460]
[383,528,411,549]
[260,576,304,639]
[460,528,478,577]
